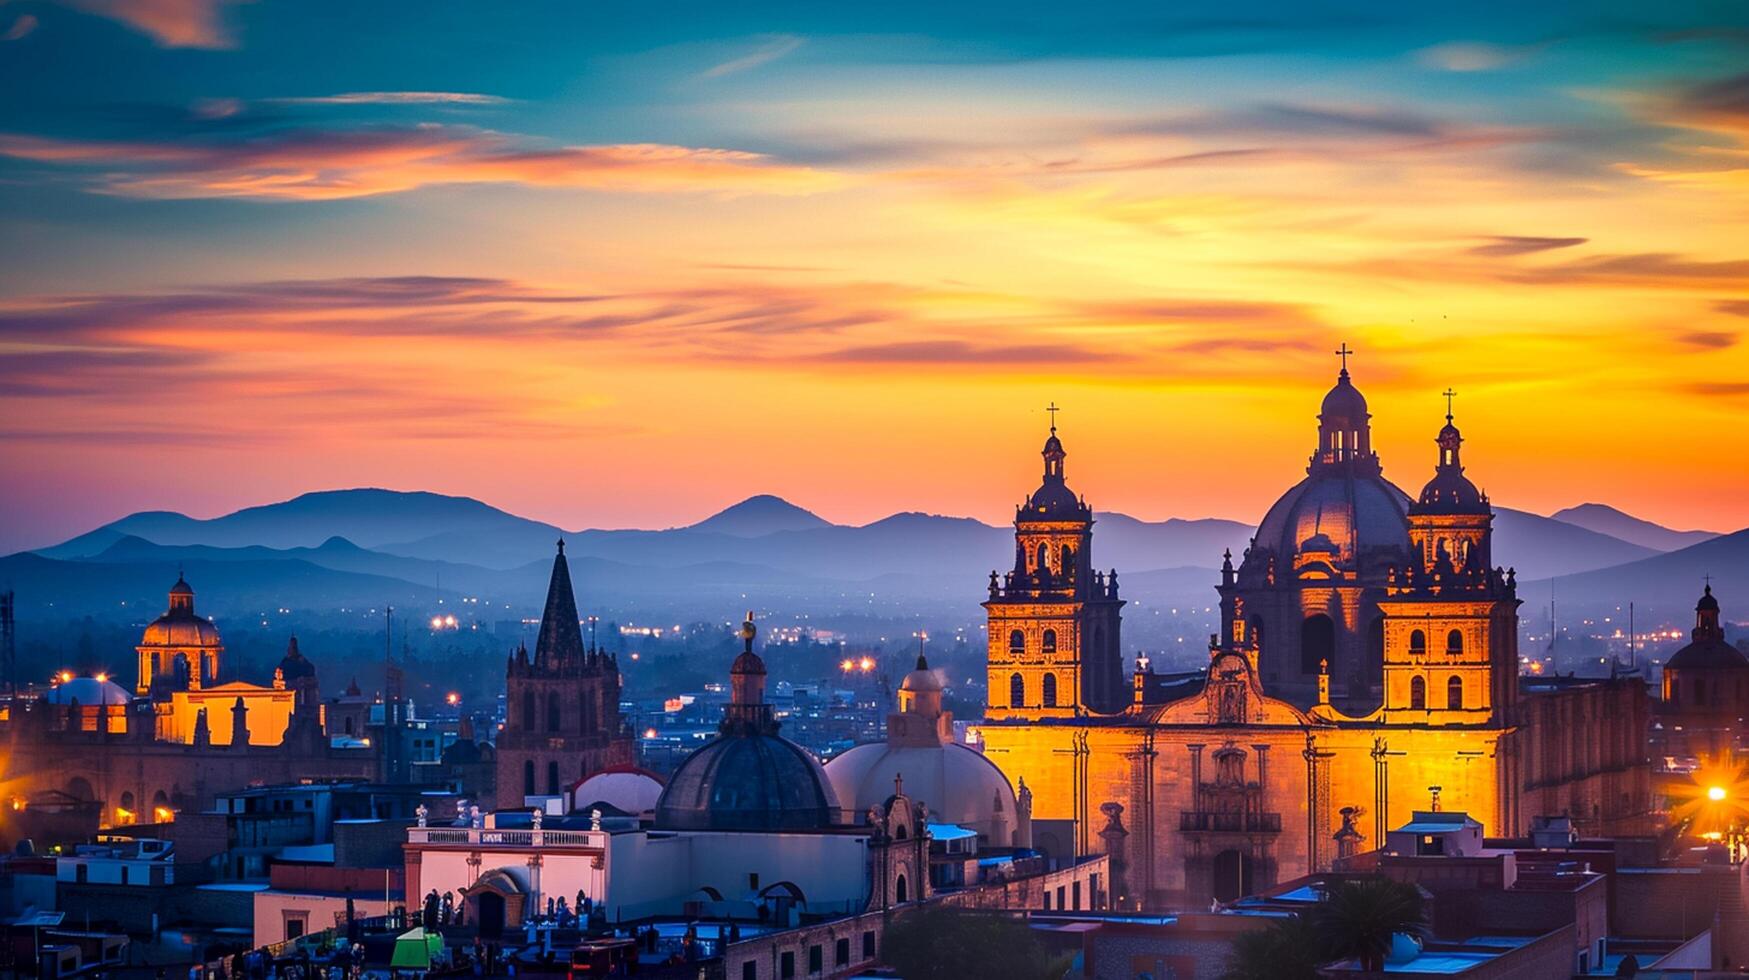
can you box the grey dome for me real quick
[1252,471,1411,573]
[654,733,840,832]
[1320,372,1368,424]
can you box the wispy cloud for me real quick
[701,35,804,79]
[3,14,38,41]
[1415,41,1532,72]
[1468,236,1588,256]
[0,125,843,200]
[56,0,248,49]
[1678,330,1738,348]
[266,92,513,106]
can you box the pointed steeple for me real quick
[534,539,586,669]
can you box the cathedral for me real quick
[0,576,377,839]
[494,540,635,806]
[975,359,1652,909]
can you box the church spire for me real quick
[534,538,585,668]
[1695,582,1723,642]
[1041,403,1066,481]
[1313,344,1375,471]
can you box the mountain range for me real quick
[6,489,1736,624]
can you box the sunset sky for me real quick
[3,1,1748,554]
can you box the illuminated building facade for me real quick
[0,576,377,838]
[1654,586,1748,761]
[977,363,1653,909]
[494,541,634,806]
[984,419,1126,719]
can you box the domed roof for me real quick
[141,614,222,648]
[1667,586,1745,671]
[653,734,840,831]
[140,575,221,649]
[571,765,665,815]
[277,637,316,683]
[1320,369,1369,423]
[898,655,942,694]
[1415,413,1487,514]
[1666,636,1748,670]
[45,676,132,706]
[1251,470,1411,573]
[1023,423,1088,519]
[825,742,1016,841]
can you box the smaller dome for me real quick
[140,615,222,648]
[1666,639,1747,670]
[571,765,665,814]
[899,655,942,694]
[45,676,132,706]
[653,734,840,832]
[169,577,194,597]
[1699,586,1720,613]
[277,637,316,683]
[1320,371,1368,422]
[824,743,1018,842]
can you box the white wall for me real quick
[252,891,395,948]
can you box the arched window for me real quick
[1010,673,1025,707]
[523,760,535,796]
[1060,545,1075,578]
[1009,630,1025,653]
[1301,615,1335,675]
[1409,676,1426,710]
[1447,675,1463,710]
[1036,543,1050,573]
[1042,629,1058,654]
[521,690,535,730]
[1042,673,1058,707]
[546,761,560,796]
[546,691,562,732]
[1446,630,1464,655]
[1409,629,1427,654]
[895,874,908,904]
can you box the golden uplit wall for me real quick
[159,684,298,747]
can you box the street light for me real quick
[1709,785,1728,802]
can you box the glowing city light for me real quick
[154,806,174,822]
[1708,785,1727,802]
[94,672,108,683]
[840,659,854,672]
[58,670,73,683]
[445,692,460,706]
[858,657,875,672]
[644,728,658,739]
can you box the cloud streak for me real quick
[0,125,843,200]
[701,35,804,78]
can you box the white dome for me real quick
[825,742,1017,843]
[570,766,665,815]
[45,676,132,706]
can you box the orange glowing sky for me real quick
[2,2,1748,552]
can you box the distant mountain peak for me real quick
[687,495,832,537]
[1550,503,1719,553]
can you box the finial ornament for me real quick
[1442,387,1457,422]
[1334,342,1354,374]
[1046,401,1060,433]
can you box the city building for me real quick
[1654,584,1748,762]
[0,577,378,844]
[494,541,634,806]
[976,361,1653,909]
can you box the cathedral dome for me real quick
[825,742,1016,841]
[1415,413,1487,514]
[277,637,316,684]
[653,733,840,831]
[1667,586,1746,671]
[899,658,943,694]
[571,765,665,815]
[140,576,222,649]
[1024,422,1088,518]
[1252,470,1411,572]
[46,676,132,706]
[1320,370,1369,424]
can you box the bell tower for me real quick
[985,410,1126,719]
[1379,396,1519,725]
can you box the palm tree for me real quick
[1310,877,1430,971]
[1219,916,1322,980]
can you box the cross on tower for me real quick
[1046,402,1060,433]
[1442,387,1457,421]
[1704,573,1713,588]
[1334,343,1354,373]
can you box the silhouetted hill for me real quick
[1492,507,1658,579]
[1550,503,1719,552]
[1522,527,1749,625]
[82,489,558,551]
[0,552,453,617]
[28,489,1674,616]
[687,495,831,537]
